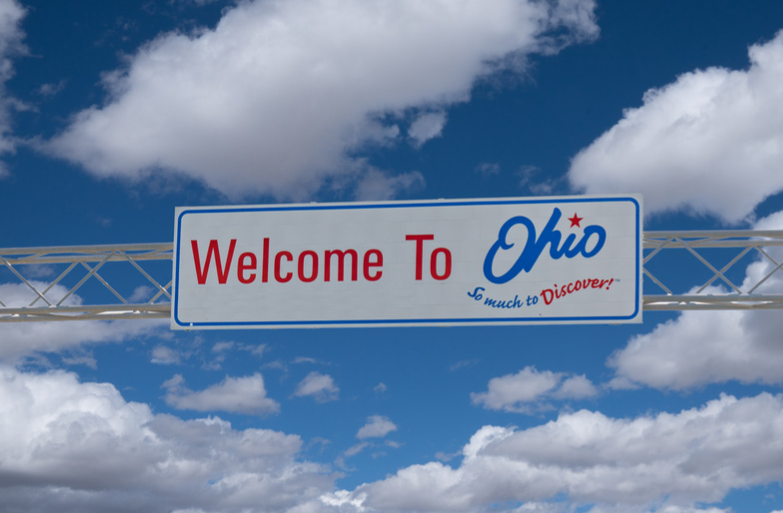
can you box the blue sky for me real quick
[2,1,783,512]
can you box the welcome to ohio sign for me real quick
[172,195,642,329]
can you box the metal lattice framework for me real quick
[0,243,173,322]
[1,230,783,322]
[643,230,783,311]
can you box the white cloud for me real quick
[609,210,783,390]
[200,341,235,370]
[0,281,167,362]
[451,358,480,371]
[333,393,783,513]
[569,30,783,222]
[0,279,82,309]
[163,373,280,415]
[247,343,267,357]
[6,366,767,513]
[0,366,332,513]
[553,374,597,399]
[608,305,783,391]
[36,79,67,98]
[475,162,500,177]
[471,366,597,412]
[353,168,425,201]
[408,111,447,146]
[344,442,370,458]
[61,351,98,369]
[4,318,145,362]
[129,285,154,302]
[0,0,24,61]
[212,341,235,352]
[47,0,597,200]
[151,345,183,365]
[0,0,25,172]
[356,415,397,439]
[294,371,339,403]
[517,165,557,195]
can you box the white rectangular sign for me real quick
[172,195,642,329]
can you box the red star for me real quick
[568,213,583,228]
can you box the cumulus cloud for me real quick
[0,0,25,172]
[294,371,339,403]
[569,30,783,222]
[408,111,447,146]
[0,366,332,513]
[609,210,783,390]
[7,366,771,513]
[356,415,397,439]
[47,0,598,200]
[163,373,280,415]
[329,393,783,513]
[471,366,597,412]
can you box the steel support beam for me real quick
[642,230,783,311]
[2,230,783,322]
[0,243,173,322]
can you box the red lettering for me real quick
[405,234,434,280]
[363,249,383,281]
[542,277,615,305]
[262,238,270,283]
[274,251,293,283]
[191,239,236,285]
[237,252,257,284]
[324,249,358,282]
[194,238,386,285]
[298,251,319,282]
[430,247,452,280]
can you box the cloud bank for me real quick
[333,393,783,513]
[569,30,783,222]
[5,368,781,513]
[0,366,330,513]
[471,366,597,412]
[47,0,598,200]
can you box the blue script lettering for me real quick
[484,294,524,309]
[467,287,485,301]
[483,208,606,284]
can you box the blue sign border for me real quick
[173,196,641,328]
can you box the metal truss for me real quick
[1,230,783,322]
[0,243,173,322]
[643,230,783,311]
